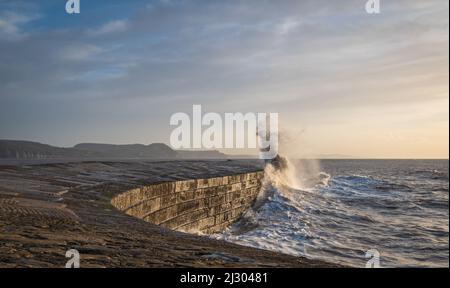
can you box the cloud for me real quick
[0,0,448,157]
[58,44,105,61]
[87,20,129,37]
[0,11,38,41]
[276,18,302,36]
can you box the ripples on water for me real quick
[215,160,449,267]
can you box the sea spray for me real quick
[215,160,449,267]
[263,155,326,194]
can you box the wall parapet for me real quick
[111,171,264,234]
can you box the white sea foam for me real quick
[214,159,449,267]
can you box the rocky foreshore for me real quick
[0,160,339,268]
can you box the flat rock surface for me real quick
[0,160,338,268]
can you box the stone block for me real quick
[177,199,200,214]
[209,177,223,187]
[125,197,161,218]
[161,193,177,208]
[177,190,195,202]
[198,216,215,229]
[175,179,196,192]
[210,194,225,206]
[196,178,210,189]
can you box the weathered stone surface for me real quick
[0,160,341,268]
[111,171,264,234]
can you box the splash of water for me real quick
[216,159,449,267]
[264,155,328,191]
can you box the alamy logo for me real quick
[66,0,80,14]
[365,0,381,14]
[65,249,80,268]
[365,249,380,268]
[170,105,279,159]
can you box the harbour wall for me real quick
[111,171,264,234]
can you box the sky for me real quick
[0,0,448,159]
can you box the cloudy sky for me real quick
[0,0,448,158]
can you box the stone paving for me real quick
[0,160,337,267]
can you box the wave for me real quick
[214,158,449,267]
[408,169,449,181]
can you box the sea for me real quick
[214,159,449,267]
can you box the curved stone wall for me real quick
[111,171,264,234]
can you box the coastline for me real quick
[0,160,341,268]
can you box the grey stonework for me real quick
[111,171,264,234]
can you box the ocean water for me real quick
[215,159,449,267]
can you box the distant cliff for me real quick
[0,140,97,159]
[0,140,226,160]
[73,143,177,159]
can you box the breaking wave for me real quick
[214,159,449,267]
